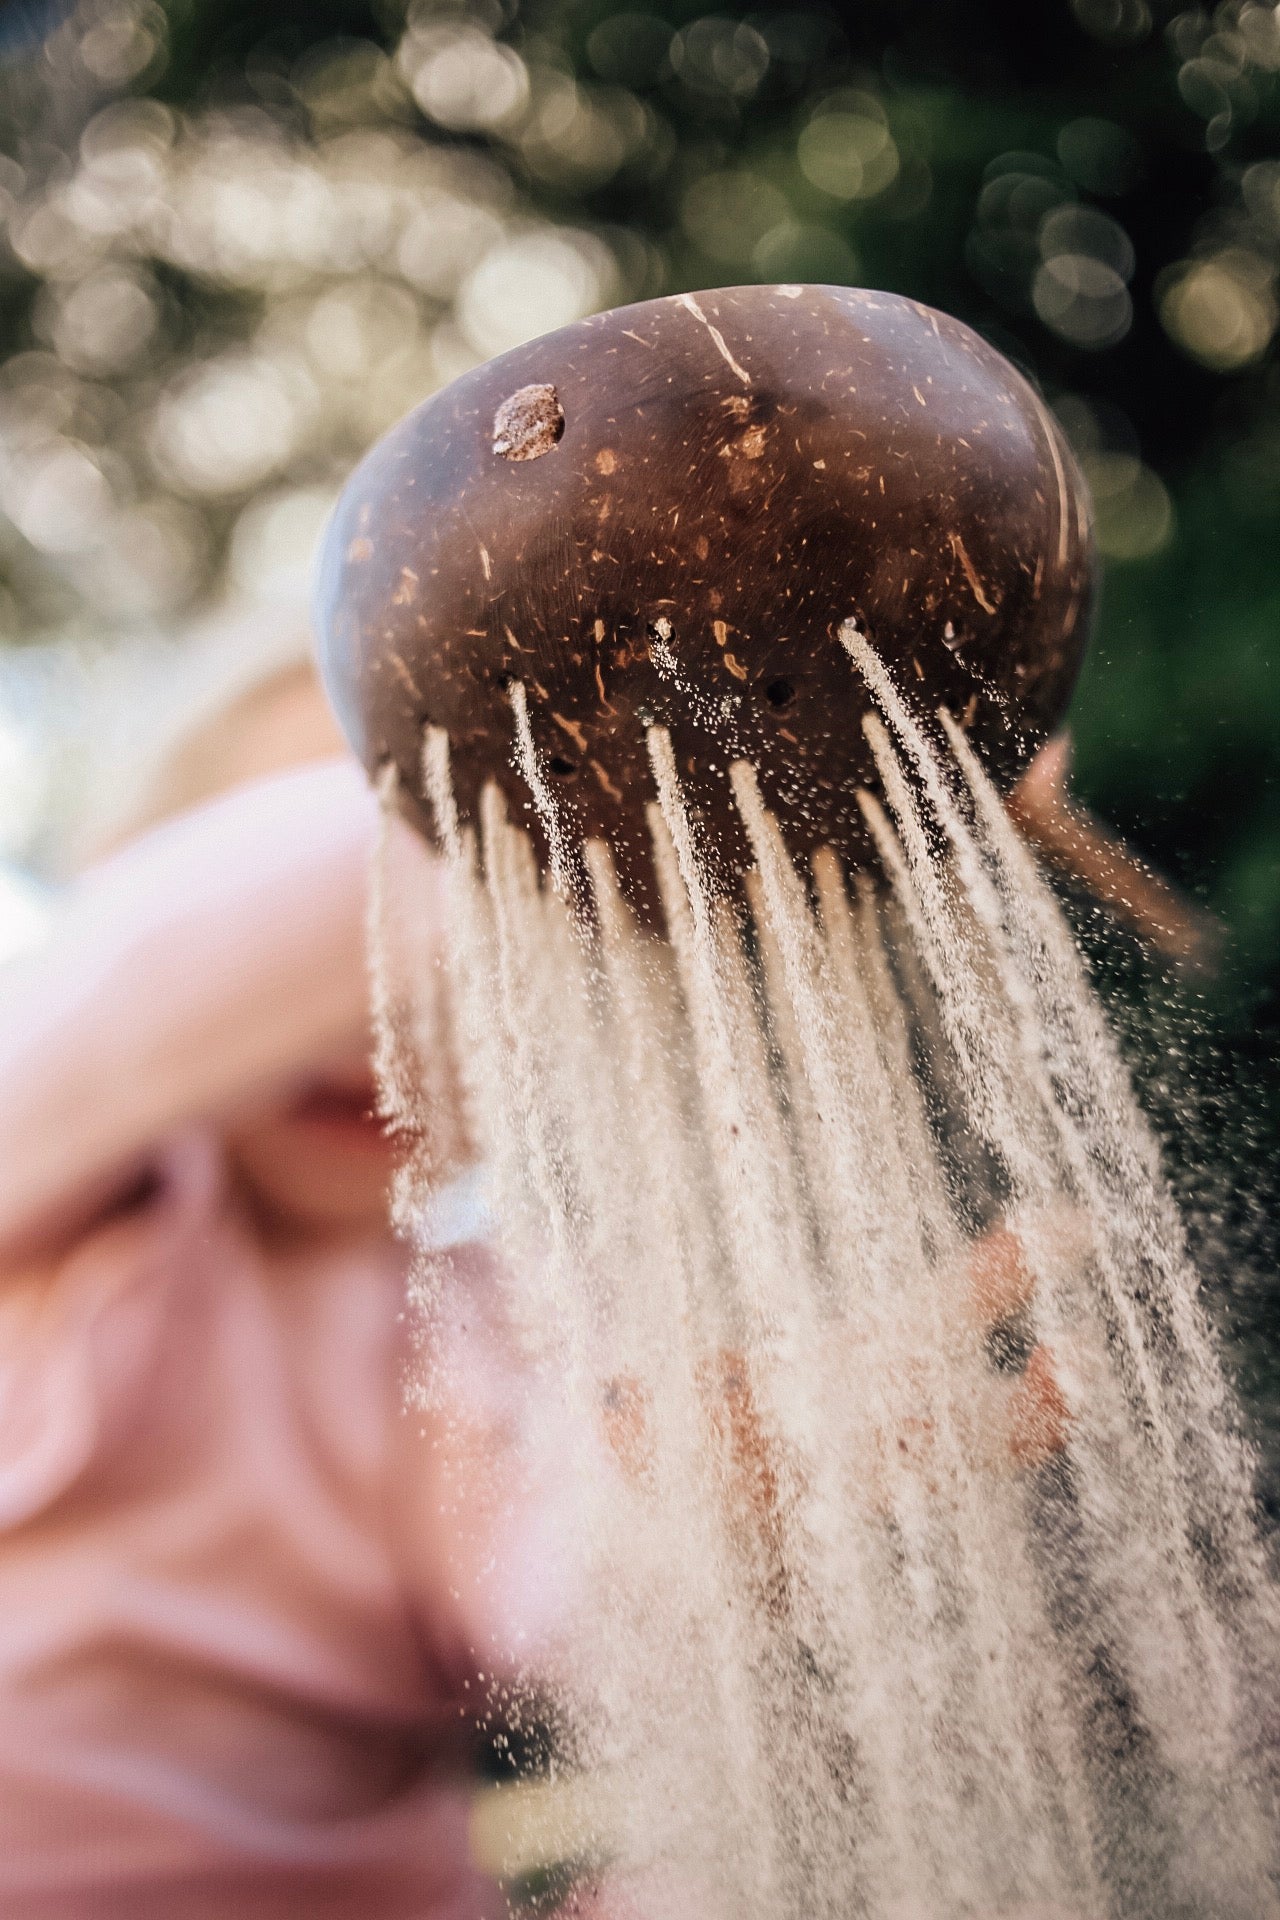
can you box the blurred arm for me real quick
[0,759,378,1260]
[1009,735,1221,968]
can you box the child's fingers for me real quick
[600,1374,654,1485]
[698,1348,781,1530]
[1004,1343,1070,1469]
[965,1226,1034,1326]
[601,1353,784,1553]
[964,1204,1095,1332]
[962,1220,1076,1469]
[601,1320,1071,1531]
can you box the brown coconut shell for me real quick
[315,284,1094,912]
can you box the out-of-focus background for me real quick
[1,0,1278,1424]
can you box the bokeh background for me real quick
[1,0,1279,1452]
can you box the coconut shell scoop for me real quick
[314,284,1094,906]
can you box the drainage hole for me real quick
[765,677,795,709]
[547,755,577,777]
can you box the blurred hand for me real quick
[600,1221,1071,1545]
[1010,734,1219,969]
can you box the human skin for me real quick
[601,1220,1071,1543]
[0,758,396,1262]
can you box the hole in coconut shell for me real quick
[765,677,795,709]
[494,671,514,693]
[492,384,565,461]
[547,755,577,777]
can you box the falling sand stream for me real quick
[367,623,1279,1920]
[316,281,1280,1918]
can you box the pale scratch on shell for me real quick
[387,652,420,699]
[590,757,622,800]
[677,293,752,388]
[948,531,997,615]
[553,710,588,753]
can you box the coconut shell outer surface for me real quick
[315,284,1094,910]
